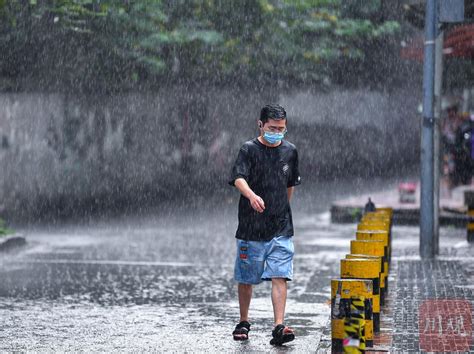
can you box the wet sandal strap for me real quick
[272,324,285,337]
[233,321,251,333]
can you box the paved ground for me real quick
[1,178,473,352]
[391,260,474,352]
[315,224,474,353]
[0,203,346,351]
[388,238,474,352]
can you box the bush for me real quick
[0,218,13,236]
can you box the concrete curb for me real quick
[330,205,471,227]
[0,234,26,252]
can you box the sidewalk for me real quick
[387,243,474,352]
[331,184,474,226]
[317,224,474,352]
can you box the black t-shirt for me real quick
[229,138,301,241]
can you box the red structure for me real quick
[401,24,474,60]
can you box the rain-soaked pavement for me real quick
[0,178,470,352]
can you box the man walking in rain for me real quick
[229,104,301,346]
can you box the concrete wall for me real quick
[282,89,420,133]
[0,87,421,219]
[281,88,422,176]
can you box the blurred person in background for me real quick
[452,110,474,186]
[442,104,464,189]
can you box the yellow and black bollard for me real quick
[345,254,385,306]
[361,211,391,223]
[362,209,392,221]
[361,210,392,226]
[370,208,394,235]
[331,279,373,352]
[356,224,391,263]
[357,222,390,243]
[350,240,389,297]
[467,208,474,243]
[357,221,390,233]
[360,216,391,232]
[375,207,393,218]
[355,230,391,265]
[343,297,366,354]
[465,192,474,242]
[350,239,388,269]
[340,259,381,333]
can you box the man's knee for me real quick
[271,278,288,289]
[239,283,253,290]
[271,278,287,284]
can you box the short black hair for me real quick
[260,104,287,124]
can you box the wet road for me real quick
[0,178,468,351]
[0,212,342,351]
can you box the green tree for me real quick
[0,0,402,92]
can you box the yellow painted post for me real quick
[375,207,393,217]
[356,230,391,265]
[351,238,387,264]
[467,208,474,243]
[357,221,390,232]
[361,212,391,223]
[350,240,389,291]
[369,208,393,214]
[368,208,393,250]
[375,208,393,226]
[357,223,390,243]
[331,279,374,352]
[345,254,385,306]
[360,220,390,229]
[360,217,391,230]
[341,259,381,333]
[343,296,366,353]
[355,225,391,267]
[361,210,392,227]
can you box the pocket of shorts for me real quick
[238,241,250,265]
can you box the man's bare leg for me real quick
[269,278,295,345]
[238,283,253,322]
[271,278,287,325]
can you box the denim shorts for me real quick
[234,235,294,285]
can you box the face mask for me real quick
[263,130,286,145]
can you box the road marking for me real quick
[13,259,217,267]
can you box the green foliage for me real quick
[0,0,402,91]
[350,207,363,221]
[0,218,13,236]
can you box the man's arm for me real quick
[234,178,265,213]
[287,186,295,201]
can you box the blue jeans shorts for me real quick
[234,235,294,285]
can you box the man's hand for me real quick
[234,178,266,213]
[249,194,265,213]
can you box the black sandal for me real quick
[270,324,295,346]
[232,321,251,341]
